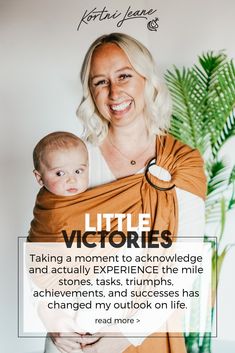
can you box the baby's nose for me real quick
[67,174,76,183]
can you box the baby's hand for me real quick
[76,332,101,348]
[79,330,130,353]
[81,332,130,353]
[49,332,82,353]
[48,332,100,353]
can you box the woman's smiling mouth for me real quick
[109,100,132,113]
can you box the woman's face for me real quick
[89,43,146,128]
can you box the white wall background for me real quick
[0,0,234,352]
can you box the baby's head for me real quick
[33,131,88,196]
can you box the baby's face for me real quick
[39,147,88,196]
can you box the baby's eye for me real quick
[56,171,65,177]
[75,169,83,174]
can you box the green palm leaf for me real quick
[166,51,235,352]
[228,165,235,184]
[212,111,235,156]
[166,67,206,152]
[228,166,235,210]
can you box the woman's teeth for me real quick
[110,101,131,111]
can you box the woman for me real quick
[46,33,206,353]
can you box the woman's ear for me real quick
[33,170,44,186]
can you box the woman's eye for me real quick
[94,79,107,86]
[56,171,65,177]
[119,74,132,80]
[75,169,83,174]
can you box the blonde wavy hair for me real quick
[77,33,172,145]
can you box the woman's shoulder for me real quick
[83,140,116,187]
[156,133,207,200]
[159,133,196,151]
[157,133,204,165]
[83,139,97,151]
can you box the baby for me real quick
[31,131,94,343]
[33,131,89,196]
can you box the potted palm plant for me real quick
[165,52,235,353]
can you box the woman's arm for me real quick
[176,188,205,236]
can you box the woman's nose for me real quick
[109,82,121,99]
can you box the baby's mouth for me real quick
[67,188,78,193]
[109,100,132,113]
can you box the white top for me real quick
[87,142,205,237]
